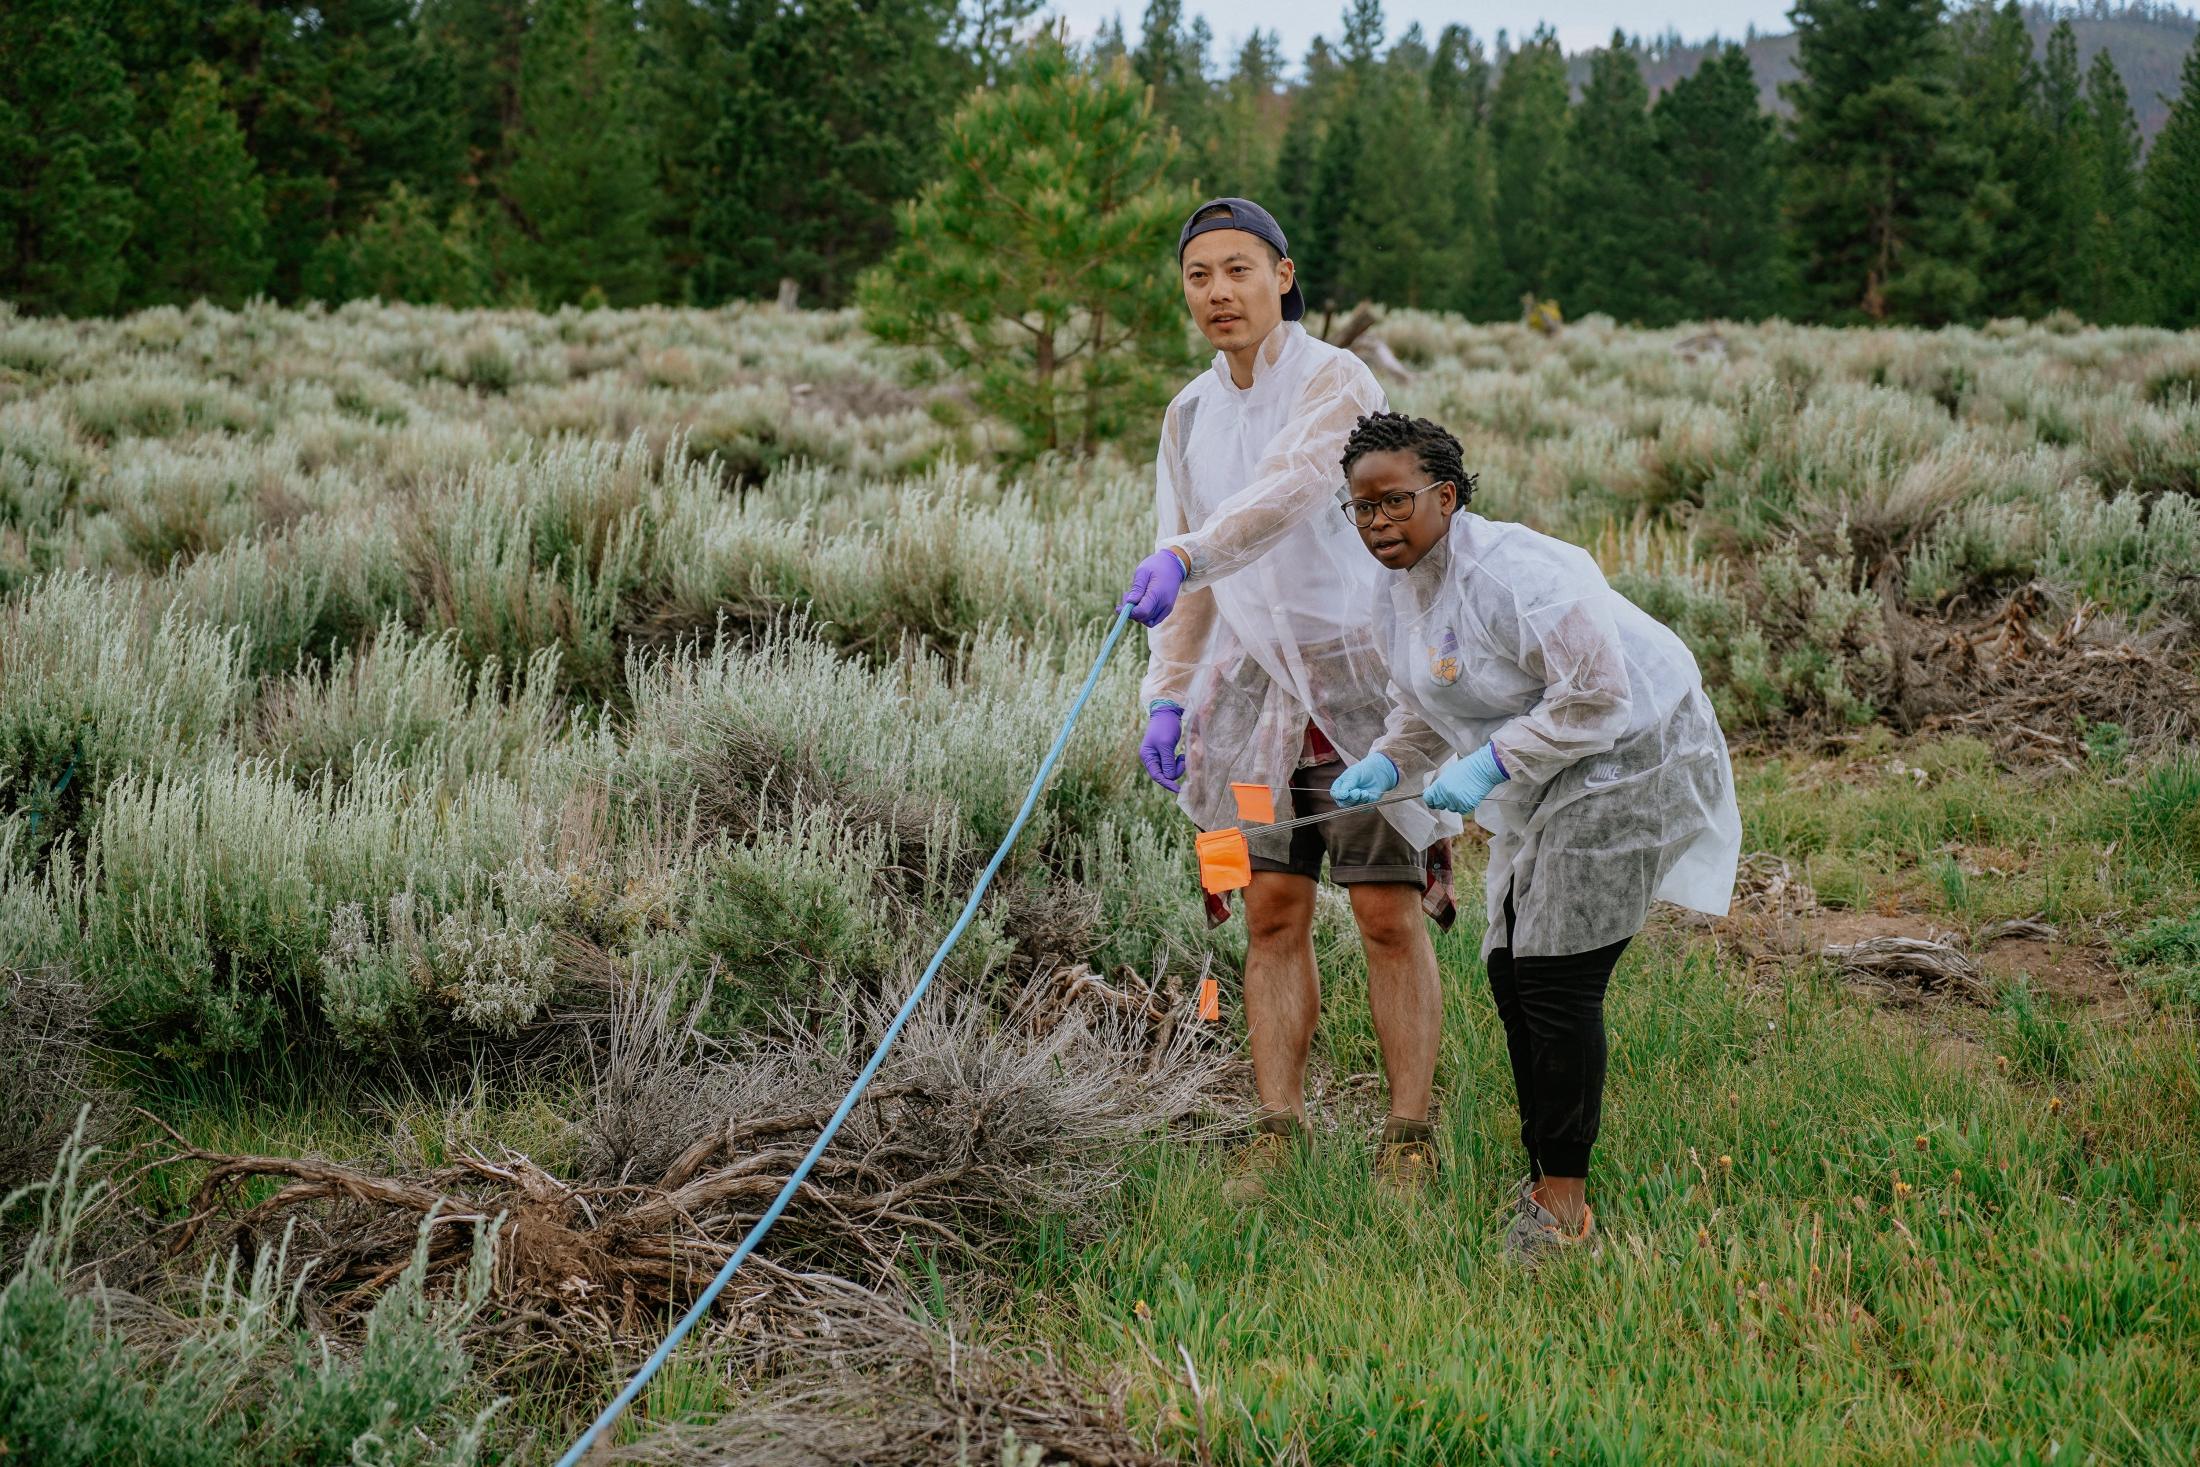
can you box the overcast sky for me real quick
[1043,1,1802,64]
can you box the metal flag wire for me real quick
[1242,788,1423,835]
[555,604,1135,1466]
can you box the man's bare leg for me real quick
[1241,869,1320,1122]
[1348,881,1441,1123]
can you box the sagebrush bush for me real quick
[0,299,2195,1070]
[256,618,564,789]
[0,1119,501,1466]
[0,573,248,847]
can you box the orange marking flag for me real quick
[1197,976,1221,1022]
[1229,782,1276,825]
[1194,828,1252,894]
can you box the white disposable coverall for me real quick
[1368,512,1741,958]
[1141,322,1459,861]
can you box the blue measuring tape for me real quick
[556,605,1135,1464]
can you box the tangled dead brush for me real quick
[602,1262,1171,1467]
[0,965,121,1193]
[155,979,1223,1379]
[1896,585,2200,762]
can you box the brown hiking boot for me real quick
[1222,1113,1303,1204]
[1374,1116,1439,1198]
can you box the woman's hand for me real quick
[1423,743,1507,814]
[1329,753,1399,807]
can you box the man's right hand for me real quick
[1122,548,1188,626]
[1140,705,1185,792]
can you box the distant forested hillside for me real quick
[1615,2,2197,141]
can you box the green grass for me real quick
[1010,921,2197,1465]
[996,748,2200,1464]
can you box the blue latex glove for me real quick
[1122,548,1188,627]
[1423,743,1508,815]
[1329,752,1399,807]
[1139,704,1184,792]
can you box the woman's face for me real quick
[1346,448,1456,571]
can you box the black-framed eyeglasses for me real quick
[1338,479,1450,528]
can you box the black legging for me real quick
[1484,886,1631,1179]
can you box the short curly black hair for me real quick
[1341,412,1477,509]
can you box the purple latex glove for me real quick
[1139,704,1185,792]
[1122,548,1188,627]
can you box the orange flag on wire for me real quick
[1229,782,1276,824]
[1196,976,1220,1022]
[1194,828,1252,894]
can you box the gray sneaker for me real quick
[1502,1180,1595,1267]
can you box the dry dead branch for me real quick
[1733,852,1819,915]
[1821,934,1993,1005]
[154,978,1225,1373]
[1977,916,2060,945]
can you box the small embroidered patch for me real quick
[1428,627,1461,686]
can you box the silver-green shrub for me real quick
[0,1117,501,1465]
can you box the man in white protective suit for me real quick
[1117,198,1462,1200]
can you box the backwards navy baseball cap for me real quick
[1177,197,1304,323]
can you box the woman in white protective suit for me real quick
[1326,412,1741,1264]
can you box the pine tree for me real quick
[303,182,490,305]
[1298,37,1342,128]
[496,0,662,306]
[1428,24,1492,127]
[132,63,269,308]
[1784,0,1986,324]
[0,0,137,315]
[199,0,461,301]
[1268,102,1320,250]
[1488,27,1570,306]
[2035,18,2089,313]
[1953,1,2054,320]
[1336,36,1448,308]
[1424,24,1498,316]
[1132,0,1216,182]
[635,0,740,298]
[2142,33,2200,327]
[1439,108,1503,318]
[859,41,1200,455]
[2073,47,2147,324]
[690,0,967,306]
[1305,100,1366,311]
[1341,0,1387,70]
[1089,16,1129,68]
[1132,0,1197,101]
[1210,30,1286,197]
[957,0,1044,86]
[419,0,529,204]
[1555,34,1660,322]
[1650,45,1783,323]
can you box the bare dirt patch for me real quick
[1973,932,2132,1014]
[1705,864,2131,1016]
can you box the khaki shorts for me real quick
[1244,758,1425,886]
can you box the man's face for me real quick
[1179,228,1293,353]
